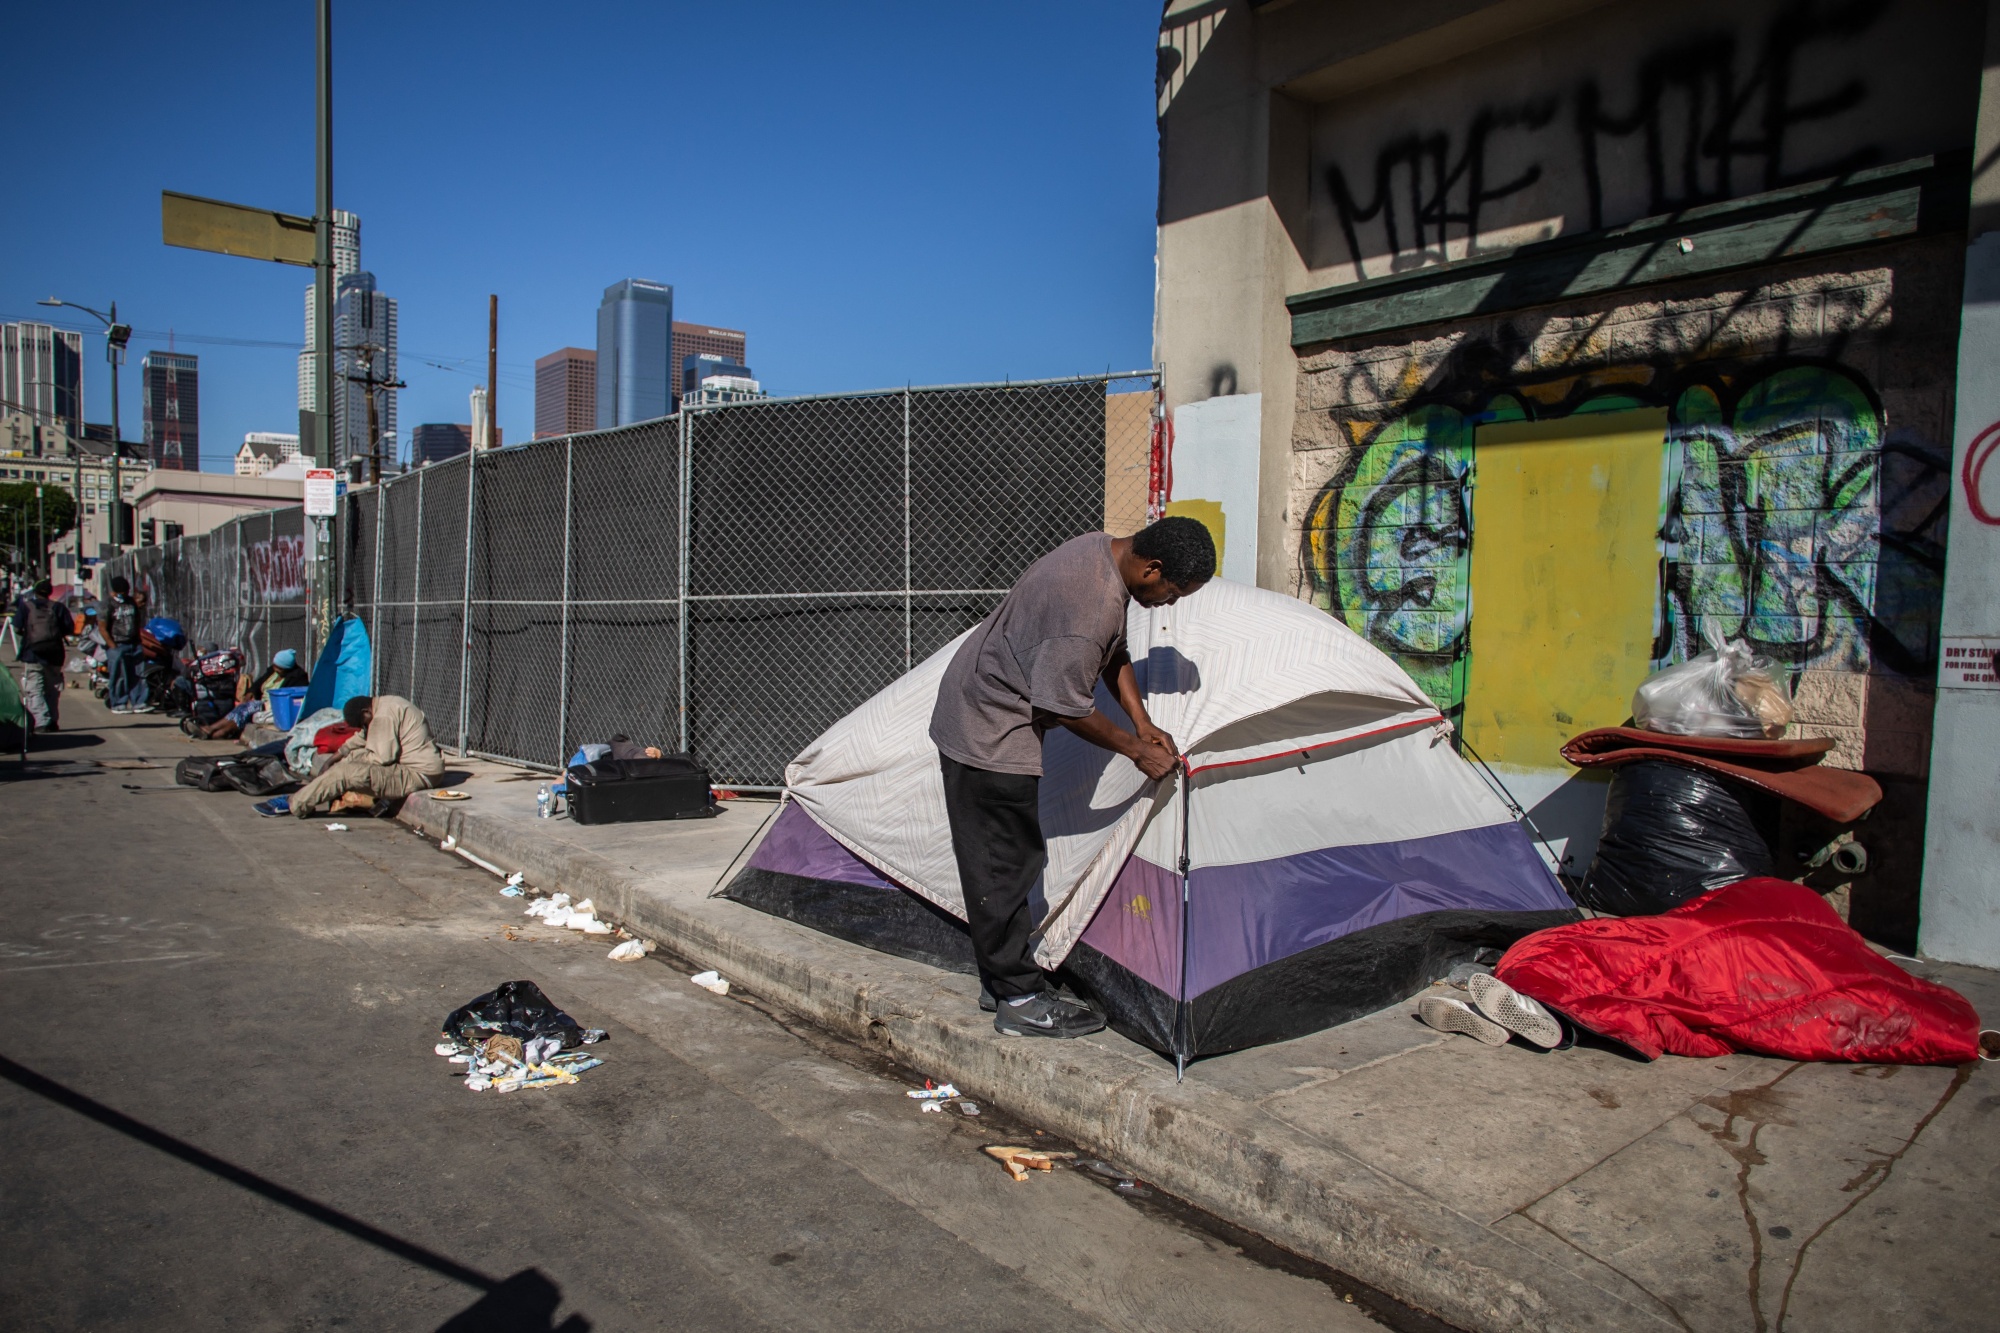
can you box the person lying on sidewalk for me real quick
[188,648,308,740]
[279,694,446,818]
[930,515,1214,1040]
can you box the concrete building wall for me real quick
[1156,0,1986,949]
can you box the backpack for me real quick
[22,598,68,661]
[175,756,237,792]
[108,599,140,645]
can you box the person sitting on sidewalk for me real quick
[188,648,308,740]
[11,578,75,733]
[273,694,447,818]
[930,516,1214,1040]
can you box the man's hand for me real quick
[1133,718,1178,762]
[1128,736,1177,781]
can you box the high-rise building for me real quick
[535,347,597,438]
[297,209,363,455]
[410,422,473,465]
[332,271,399,475]
[141,351,200,470]
[670,322,746,410]
[681,353,755,396]
[596,279,673,427]
[2,321,85,436]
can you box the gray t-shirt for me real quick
[930,532,1128,776]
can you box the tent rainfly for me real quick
[724,580,1577,1064]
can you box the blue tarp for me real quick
[299,616,371,719]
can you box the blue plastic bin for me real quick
[269,686,308,732]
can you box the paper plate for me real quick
[431,790,471,801]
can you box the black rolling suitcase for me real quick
[565,755,718,825]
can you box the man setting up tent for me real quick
[930,516,1215,1039]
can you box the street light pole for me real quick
[39,297,133,554]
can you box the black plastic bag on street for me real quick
[442,980,588,1050]
[220,755,298,797]
[1577,761,1778,917]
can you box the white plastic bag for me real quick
[1631,631,1793,739]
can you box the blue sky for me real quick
[2,2,1161,470]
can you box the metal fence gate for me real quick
[113,371,1158,787]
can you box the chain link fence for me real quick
[105,505,310,669]
[111,371,1159,786]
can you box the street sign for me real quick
[1940,637,2000,690]
[304,468,339,517]
[161,190,317,268]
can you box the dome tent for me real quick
[723,580,1576,1063]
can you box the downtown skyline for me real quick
[1,1,1159,471]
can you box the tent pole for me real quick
[1176,758,1192,1082]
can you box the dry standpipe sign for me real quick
[1939,637,2000,689]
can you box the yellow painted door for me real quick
[1462,409,1666,770]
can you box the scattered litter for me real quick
[325,822,348,832]
[908,1084,960,1100]
[959,1102,980,1116]
[983,1145,1077,1182]
[437,981,609,1093]
[607,939,652,962]
[441,835,459,850]
[524,892,572,920]
[505,872,525,889]
[690,970,730,996]
[499,884,524,898]
[921,1100,944,1113]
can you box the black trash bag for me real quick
[175,756,236,792]
[1578,760,1779,916]
[442,980,587,1050]
[219,754,297,797]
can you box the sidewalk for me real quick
[401,760,1999,1333]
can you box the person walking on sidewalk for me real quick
[282,694,447,817]
[930,516,1214,1039]
[103,577,148,713]
[12,578,75,733]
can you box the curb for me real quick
[401,792,1676,1333]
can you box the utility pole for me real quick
[311,0,336,654]
[486,294,498,449]
[339,343,404,484]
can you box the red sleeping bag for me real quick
[1496,878,1982,1065]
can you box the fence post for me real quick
[557,436,574,767]
[457,448,477,756]
[903,386,912,670]
[677,410,691,755]
[371,482,385,695]
[411,466,425,697]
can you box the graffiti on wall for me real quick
[1323,0,1896,277]
[250,535,306,603]
[1300,353,1948,714]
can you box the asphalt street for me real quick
[0,690,1383,1333]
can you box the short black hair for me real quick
[1131,516,1216,586]
[110,576,130,595]
[32,577,52,597]
[342,696,372,729]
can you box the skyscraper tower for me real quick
[298,209,362,451]
[595,279,673,427]
[1,322,84,436]
[141,350,200,470]
[333,272,399,474]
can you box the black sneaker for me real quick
[993,991,1106,1039]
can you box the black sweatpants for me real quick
[939,754,1047,1000]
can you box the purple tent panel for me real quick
[1080,821,1565,999]
[747,802,899,891]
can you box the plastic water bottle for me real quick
[536,784,553,819]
